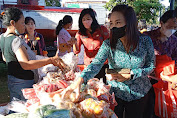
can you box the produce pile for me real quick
[1,53,118,118]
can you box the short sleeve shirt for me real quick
[57,28,72,56]
[12,37,36,60]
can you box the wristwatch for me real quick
[130,70,134,79]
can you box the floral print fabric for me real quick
[144,28,177,63]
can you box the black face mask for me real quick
[111,25,126,39]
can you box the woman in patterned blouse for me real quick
[65,5,155,118]
[73,8,109,83]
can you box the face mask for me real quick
[15,29,20,35]
[68,24,72,30]
[164,29,176,38]
[111,25,126,39]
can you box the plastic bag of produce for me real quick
[0,105,9,116]
[28,104,73,118]
[36,55,59,79]
[79,98,109,118]
[28,104,56,118]
[8,100,28,113]
[61,52,79,71]
[3,113,28,118]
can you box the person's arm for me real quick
[80,40,109,84]
[15,46,52,70]
[62,40,110,98]
[73,32,82,54]
[160,72,177,84]
[2,53,6,62]
[131,36,155,79]
[13,37,67,71]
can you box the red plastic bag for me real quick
[153,82,177,118]
[77,64,85,71]
[155,55,175,78]
[153,55,177,117]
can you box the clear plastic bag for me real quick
[79,98,109,118]
[36,55,58,79]
[7,99,28,113]
[61,52,79,71]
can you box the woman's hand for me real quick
[106,73,131,82]
[160,72,177,83]
[50,51,70,72]
[67,37,77,45]
[62,77,83,99]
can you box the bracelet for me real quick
[130,70,134,80]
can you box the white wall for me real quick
[23,10,80,30]
[0,0,17,5]
[38,0,45,6]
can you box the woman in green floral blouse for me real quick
[63,4,155,118]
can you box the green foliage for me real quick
[104,0,164,24]
[104,0,126,11]
[174,0,177,9]
[45,0,61,7]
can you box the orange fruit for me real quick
[85,98,93,106]
[94,105,103,115]
[85,104,90,110]
[99,100,106,107]
[90,101,97,109]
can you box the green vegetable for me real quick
[28,104,56,118]
[44,109,71,118]
[3,113,28,118]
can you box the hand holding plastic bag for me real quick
[50,51,70,72]
[106,73,130,82]
[61,77,83,100]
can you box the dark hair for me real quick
[78,8,100,36]
[110,4,139,52]
[25,17,35,25]
[56,15,73,35]
[160,10,176,23]
[0,7,23,26]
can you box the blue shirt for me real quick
[80,35,155,101]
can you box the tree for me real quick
[174,0,177,9]
[104,0,164,24]
[45,0,61,7]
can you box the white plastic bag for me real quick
[36,55,58,79]
[61,52,79,71]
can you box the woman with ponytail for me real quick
[56,15,75,56]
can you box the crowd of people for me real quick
[0,4,177,118]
